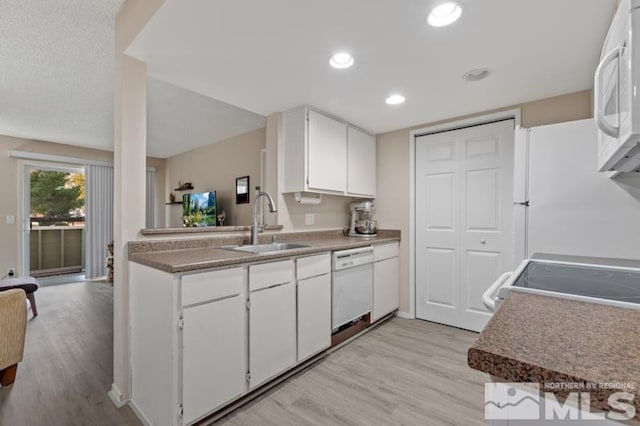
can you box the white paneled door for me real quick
[415,120,515,332]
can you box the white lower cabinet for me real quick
[129,250,334,425]
[372,243,400,323]
[249,282,297,388]
[296,253,331,361]
[297,274,331,361]
[182,295,247,425]
[129,263,248,426]
[248,260,296,389]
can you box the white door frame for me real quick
[409,109,524,319]
[17,159,84,279]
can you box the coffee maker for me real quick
[347,200,377,237]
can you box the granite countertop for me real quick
[128,229,400,274]
[468,291,640,417]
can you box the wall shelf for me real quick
[174,182,193,191]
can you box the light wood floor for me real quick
[0,282,488,426]
[0,281,140,426]
[217,319,488,426]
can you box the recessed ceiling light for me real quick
[329,52,354,69]
[385,94,406,105]
[428,2,463,27]
[463,68,491,82]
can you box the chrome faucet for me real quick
[252,191,277,245]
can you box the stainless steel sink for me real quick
[228,243,309,254]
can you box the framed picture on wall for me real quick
[236,176,249,204]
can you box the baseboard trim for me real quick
[37,273,86,286]
[108,383,128,408]
[395,310,414,319]
[128,399,152,426]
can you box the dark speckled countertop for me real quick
[128,229,400,274]
[468,290,640,417]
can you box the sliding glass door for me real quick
[25,163,86,280]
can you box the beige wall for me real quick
[521,90,592,128]
[376,130,412,313]
[376,90,593,314]
[164,128,266,227]
[277,193,351,230]
[147,156,167,228]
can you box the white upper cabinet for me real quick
[282,106,376,198]
[347,126,376,197]
[308,110,347,192]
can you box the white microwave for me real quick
[595,0,640,173]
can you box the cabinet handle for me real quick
[594,46,622,138]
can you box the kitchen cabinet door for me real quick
[307,110,347,193]
[372,257,399,323]
[297,274,331,362]
[347,126,377,197]
[182,295,247,425]
[249,282,296,388]
[182,266,244,307]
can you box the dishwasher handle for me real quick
[332,246,374,271]
[333,246,373,258]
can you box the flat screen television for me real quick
[182,191,216,227]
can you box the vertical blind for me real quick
[146,169,155,229]
[85,164,114,279]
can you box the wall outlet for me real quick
[7,268,15,277]
[305,213,315,225]
[5,215,15,225]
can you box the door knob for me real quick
[480,239,486,244]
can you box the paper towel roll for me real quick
[294,192,322,205]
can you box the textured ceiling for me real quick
[147,77,265,158]
[128,0,617,134]
[0,0,265,158]
[0,0,124,150]
[1,0,619,155]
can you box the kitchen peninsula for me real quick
[128,229,400,425]
[468,291,640,421]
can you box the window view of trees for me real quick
[29,170,86,277]
[30,170,85,222]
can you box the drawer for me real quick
[249,259,294,292]
[296,253,331,280]
[373,242,399,262]
[181,267,244,307]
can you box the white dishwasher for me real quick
[331,247,374,332]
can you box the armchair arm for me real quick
[0,289,27,371]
